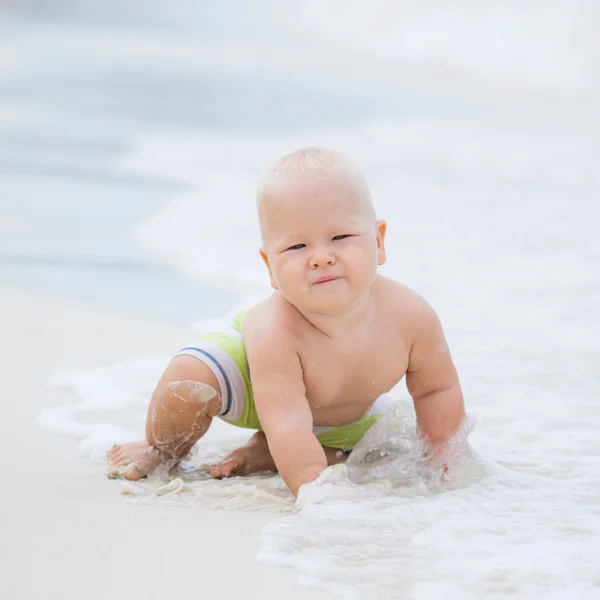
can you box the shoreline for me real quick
[0,284,328,600]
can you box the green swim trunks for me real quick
[176,308,388,450]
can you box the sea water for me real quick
[31,1,600,598]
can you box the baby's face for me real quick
[259,179,386,315]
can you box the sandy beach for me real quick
[0,286,329,600]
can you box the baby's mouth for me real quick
[313,275,340,284]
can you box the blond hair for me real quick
[256,147,376,239]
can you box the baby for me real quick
[107,147,465,496]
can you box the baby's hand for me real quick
[295,463,352,509]
[424,444,449,478]
[421,430,471,483]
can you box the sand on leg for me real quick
[107,355,222,480]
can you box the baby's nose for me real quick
[310,247,336,268]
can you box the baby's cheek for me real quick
[348,245,373,268]
[278,260,302,289]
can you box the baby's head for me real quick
[257,147,386,315]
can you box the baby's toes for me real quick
[106,464,124,479]
[106,444,120,460]
[107,446,125,465]
[122,463,144,481]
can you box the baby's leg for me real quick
[107,356,222,481]
[208,431,349,479]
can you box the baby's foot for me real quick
[106,441,169,481]
[208,431,275,479]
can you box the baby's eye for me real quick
[332,234,352,241]
[286,243,306,251]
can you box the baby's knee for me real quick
[147,380,221,449]
[168,380,219,407]
[159,380,221,415]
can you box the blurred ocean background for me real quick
[3,0,598,324]
[0,0,453,323]
[5,1,600,598]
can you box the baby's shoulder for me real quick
[377,275,428,311]
[376,276,440,333]
[242,293,301,349]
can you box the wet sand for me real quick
[0,286,329,600]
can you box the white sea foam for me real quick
[259,405,600,598]
[40,362,600,597]
[38,2,600,597]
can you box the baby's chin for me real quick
[302,292,363,316]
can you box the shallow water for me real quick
[40,361,600,598]
[25,1,600,598]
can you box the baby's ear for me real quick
[376,220,387,266]
[259,248,279,289]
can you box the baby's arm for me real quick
[243,312,327,496]
[404,297,465,462]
